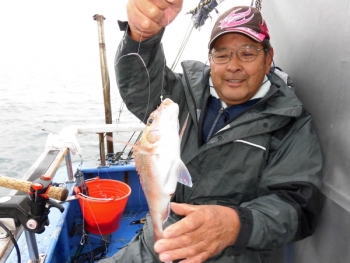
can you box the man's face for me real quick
[209,33,273,106]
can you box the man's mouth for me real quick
[227,79,244,83]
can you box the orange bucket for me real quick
[74,177,131,235]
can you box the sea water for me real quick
[0,1,140,195]
[0,0,249,194]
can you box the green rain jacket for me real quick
[112,26,323,263]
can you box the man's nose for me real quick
[226,54,242,72]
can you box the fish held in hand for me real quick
[133,98,192,243]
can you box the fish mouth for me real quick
[161,98,174,106]
[150,129,159,133]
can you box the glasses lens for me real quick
[211,49,231,64]
[237,46,259,62]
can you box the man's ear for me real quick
[265,47,274,74]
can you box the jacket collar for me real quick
[209,75,271,108]
[181,61,303,121]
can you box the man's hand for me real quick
[154,202,241,263]
[127,0,183,41]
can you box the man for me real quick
[103,1,323,263]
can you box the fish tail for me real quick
[162,200,171,223]
[153,219,164,243]
[153,230,163,243]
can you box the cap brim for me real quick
[208,29,265,49]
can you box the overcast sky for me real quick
[0,0,251,76]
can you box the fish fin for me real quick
[162,200,171,224]
[175,159,193,187]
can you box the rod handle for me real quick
[0,175,68,201]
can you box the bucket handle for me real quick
[75,176,114,201]
[85,177,100,182]
[77,192,114,201]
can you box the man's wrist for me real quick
[225,206,241,246]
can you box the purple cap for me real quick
[208,6,270,49]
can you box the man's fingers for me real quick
[170,202,196,216]
[130,0,165,26]
[158,242,213,263]
[126,0,183,40]
[155,232,193,253]
[139,0,166,24]
[127,0,162,39]
[155,205,241,262]
[162,203,201,238]
[151,0,172,10]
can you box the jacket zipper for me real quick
[206,107,224,142]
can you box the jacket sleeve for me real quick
[114,23,182,123]
[234,112,323,252]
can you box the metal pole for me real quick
[65,149,74,181]
[24,230,40,262]
[93,14,114,154]
[99,133,106,166]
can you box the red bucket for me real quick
[74,177,131,235]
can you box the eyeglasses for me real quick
[210,46,265,64]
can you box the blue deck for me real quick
[6,162,148,262]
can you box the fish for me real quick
[132,98,193,244]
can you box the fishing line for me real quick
[113,21,168,152]
[89,164,145,251]
[113,48,151,162]
[88,147,144,254]
[158,13,172,101]
[171,19,194,71]
[77,182,111,261]
[114,53,151,124]
[98,20,169,250]
[115,101,125,125]
[112,32,161,162]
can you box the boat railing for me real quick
[71,123,145,166]
[0,123,144,263]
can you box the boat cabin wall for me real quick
[264,0,350,262]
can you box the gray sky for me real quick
[0,0,251,78]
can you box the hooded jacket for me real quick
[114,27,323,263]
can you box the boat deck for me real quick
[5,162,148,263]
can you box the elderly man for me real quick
[102,1,323,263]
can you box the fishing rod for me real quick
[0,174,67,263]
[171,0,263,70]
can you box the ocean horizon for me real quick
[0,0,248,194]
